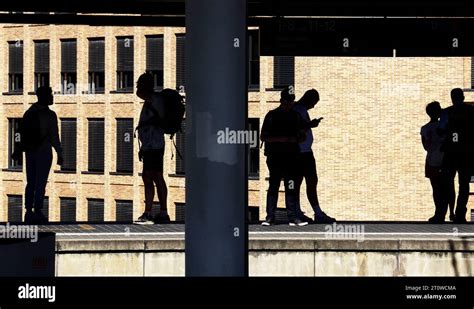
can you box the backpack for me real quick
[160,89,185,137]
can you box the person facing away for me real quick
[421,101,455,223]
[260,87,308,226]
[292,89,336,224]
[134,72,170,225]
[437,88,474,223]
[11,86,63,224]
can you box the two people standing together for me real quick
[260,87,336,226]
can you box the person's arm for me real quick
[421,135,430,151]
[50,112,63,165]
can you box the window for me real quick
[8,41,23,93]
[88,118,105,172]
[175,203,185,223]
[146,35,164,90]
[60,118,77,171]
[176,34,185,91]
[248,118,259,177]
[116,118,134,173]
[8,118,22,170]
[273,56,295,89]
[175,120,186,175]
[88,38,105,94]
[34,40,50,90]
[7,195,22,222]
[472,57,474,89]
[248,206,259,223]
[60,39,77,94]
[60,197,76,222]
[42,196,49,222]
[116,200,133,223]
[116,36,134,92]
[248,30,260,90]
[87,199,104,222]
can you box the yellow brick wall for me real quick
[0,24,473,222]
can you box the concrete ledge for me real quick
[57,240,145,252]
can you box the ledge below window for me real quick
[110,172,133,176]
[463,88,474,92]
[2,168,22,172]
[81,171,104,175]
[110,90,134,94]
[168,173,185,178]
[265,87,287,92]
[2,91,23,95]
[54,170,77,174]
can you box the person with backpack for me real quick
[134,73,184,225]
[260,87,309,226]
[12,86,63,224]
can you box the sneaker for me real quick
[261,218,275,226]
[24,210,35,224]
[154,213,171,224]
[453,216,467,224]
[314,212,336,224]
[134,212,154,225]
[300,213,314,224]
[428,215,445,224]
[289,218,309,226]
[449,214,456,222]
[32,210,48,225]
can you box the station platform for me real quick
[26,222,473,276]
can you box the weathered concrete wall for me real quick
[55,238,474,276]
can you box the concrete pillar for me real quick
[185,0,248,276]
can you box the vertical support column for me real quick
[185,0,248,276]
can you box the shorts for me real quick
[142,148,164,172]
[297,152,317,178]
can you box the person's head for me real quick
[36,86,53,105]
[280,87,295,111]
[136,72,155,100]
[298,89,320,109]
[450,88,464,105]
[426,101,441,121]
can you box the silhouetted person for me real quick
[293,89,336,223]
[134,73,170,225]
[12,86,63,224]
[260,87,308,226]
[437,88,474,223]
[421,101,455,223]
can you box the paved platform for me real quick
[33,222,474,241]
[3,222,474,276]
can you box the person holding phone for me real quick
[293,89,336,223]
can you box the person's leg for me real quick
[142,171,155,213]
[153,171,168,213]
[24,152,36,211]
[436,168,455,220]
[429,174,443,215]
[265,156,282,221]
[455,167,471,221]
[283,155,299,222]
[447,174,456,219]
[33,150,52,211]
[294,154,305,218]
[303,152,323,217]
